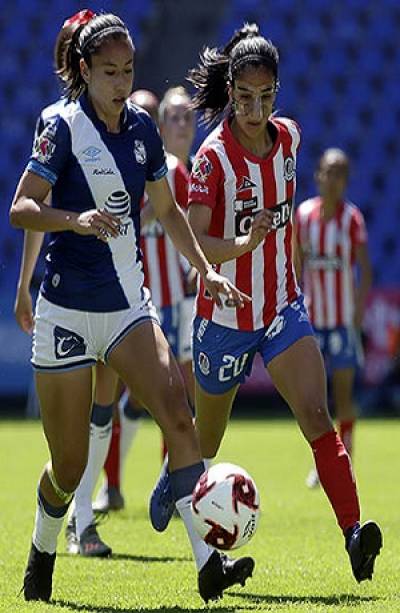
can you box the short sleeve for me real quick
[188,148,222,209]
[144,117,168,182]
[27,111,71,185]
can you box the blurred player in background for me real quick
[295,148,372,488]
[14,9,116,558]
[10,11,249,603]
[150,23,382,594]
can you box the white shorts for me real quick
[32,291,159,372]
[178,296,195,363]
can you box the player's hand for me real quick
[74,209,121,242]
[14,286,34,334]
[202,268,251,310]
[246,210,274,251]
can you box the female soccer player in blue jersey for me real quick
[9,12,251,604]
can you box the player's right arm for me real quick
[9,171,120,240]
[14,229,44,334]
[188,204,272,265]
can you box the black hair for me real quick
[188,23,279,125]
[58,13,132,100]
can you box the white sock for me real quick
[119,393,142,486]
[75,421,112,537]
[175,494,214,571]
[33,501,66,554]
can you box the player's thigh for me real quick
[331,367,356,418]
[195,380,238,458]
[36,366,93,470]
[107,320,191,431]
[94,361,119,405]
[267,336,332,440]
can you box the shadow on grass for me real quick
[229,591,380,606]
[52,602,244,613]
[58,552,190,563]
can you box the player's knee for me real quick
[52,455,87,493]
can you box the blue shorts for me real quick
[313,326,362,371]
[193,297,314,394]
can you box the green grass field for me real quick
[1,418,399,612]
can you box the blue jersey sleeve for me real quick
[144,116,168,182]
[27,107,71,186]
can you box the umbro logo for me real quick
[54,326,86,359]
[81,146,102,163]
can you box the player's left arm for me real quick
[354,241,373,329]
[291,219,304,285]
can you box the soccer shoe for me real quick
[198,550,255,603]
[149,458,175,532]
[346,521,383,582]
[92,482,125,514]
[23,543,56,602]
[306,467,320,489]
[79,522,112,557]
[65,516,79,555]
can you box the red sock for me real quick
[104,422,121,488]
[311,430,360,532]
[339,419,355,456]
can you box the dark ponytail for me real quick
[188,22,279,126]
[56,13,132,101]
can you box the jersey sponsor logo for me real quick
[134,140,146,164]
[190,183,209,194]
[234,196,261,236]
[237,177,257,191]
[284,156,296,181]
[92,168,116,176]
[192,153,213,183]
[306,254,343,270]
[104,190,131,218]
[270,197,293,229]
[52,273,60,288]
[198,351,210,376]
[54,326,86,359]
[81,146,102,162]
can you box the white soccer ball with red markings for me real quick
[191,463,260,551]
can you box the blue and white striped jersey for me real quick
[27,95,168,312]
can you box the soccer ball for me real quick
[191,462,260,551]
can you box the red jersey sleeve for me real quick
[174,160,189,210]
[188,148,222,209]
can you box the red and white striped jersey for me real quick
[295,196,367,328]
[188,117,301,331]
[141,153,189,308]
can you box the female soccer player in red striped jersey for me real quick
[295,148,372,488]
[150,23,382,588]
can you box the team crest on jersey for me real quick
[33,130,56,164]
[284,156,296,181]
[134,140,146,164]
[192,154,213,183]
